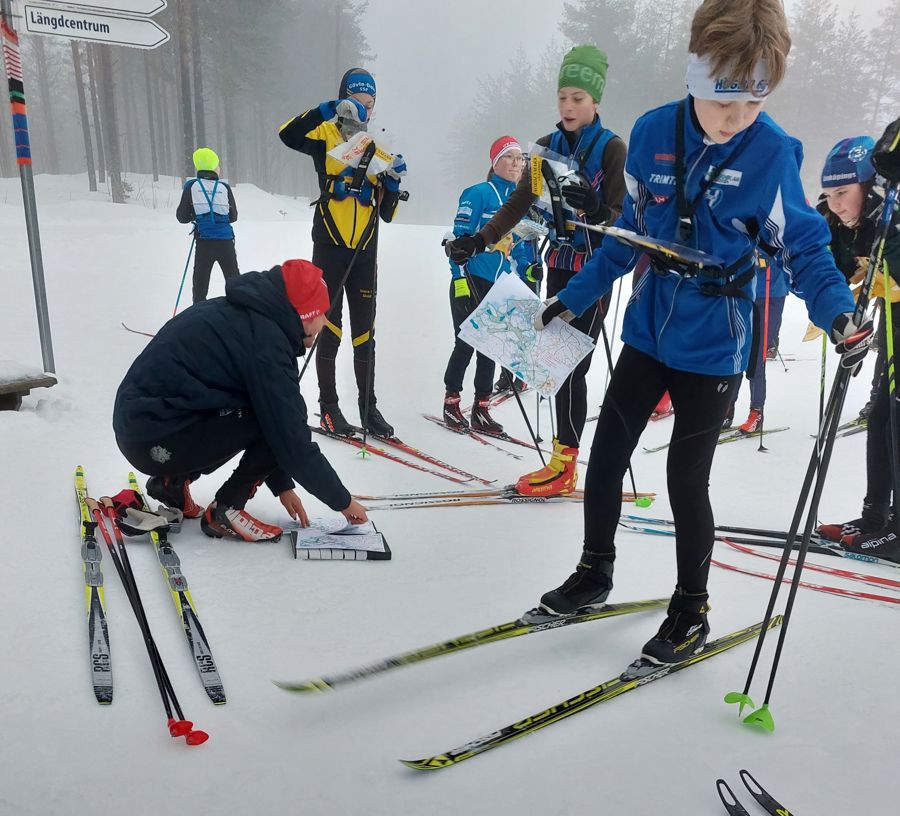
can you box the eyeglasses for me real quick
[499,154,525,164]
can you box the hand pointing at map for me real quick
[533,296,576,330]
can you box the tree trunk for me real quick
[176,0,194,179]
[223,88,237,184]
[158,64,173,178]
[70,43,97,192]
[143,54,159,182]
[97,47,125,203]
[87,45,106,184]
[189,0,206,146]
[31,37,59,173]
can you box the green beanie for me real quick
[192,147,219,172]
[558,44,609,102]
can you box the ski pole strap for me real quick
[674,99,756,243]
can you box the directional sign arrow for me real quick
[23,4,170,48]
[31,0,167,15]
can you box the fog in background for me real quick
[5,0,897,227]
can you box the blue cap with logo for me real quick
[821,136,876,188]
[339,67,376,100]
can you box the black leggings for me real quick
[583,344,741,593]
[865,304,900,508]
[313,242,378,406]
[193,239,239,303]
[116,408,285,509]
[548,267,608,447]
[443,276,496,396]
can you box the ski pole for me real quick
[359,187,385,454]
[881,255,900,539]
[758,258,771,453]
[172,234,196,318]
[727,179,899,731]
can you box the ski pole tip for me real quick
[635,496,654,508]
[185,728,210,746]
[723,691,755,717]
[742,703,775,732]
[168,717,193,738]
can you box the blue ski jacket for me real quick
[113,268,351,511]
[450,173,535,284]
[557,97,855,376]
[176,170,237,240]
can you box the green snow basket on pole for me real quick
[724,691,755,717]
[357,447,372,460]
[743,703,775,732]
[634,496,653,508]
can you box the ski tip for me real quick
[742,703,775,732]
[272,678,333,694]
[168,718,193,738]
[185,728,210,746]
[399,757,448,771]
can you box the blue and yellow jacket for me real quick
[557,97,855,376]
[450,172,535,284]
[278,108,401,250]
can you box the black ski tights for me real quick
[582,345,741,593]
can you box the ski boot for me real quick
[359,402,394,438]
[630,588,710,673]
[539,550,615,615]
[722,403,734,430]
[739,407,763,434]
[471,395,504,435]
[201,502,283,543]
[515,437,578,496]
[320,401,355,436]
[495,370,525,395]
[842,524,900,563]
[443,391,469,431]
[817,500,889,542]
[146,475,203,519]
[651,391,673,420]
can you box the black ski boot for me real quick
[842,524,900,562]
[471,395,504,435]
[360,402,394,438]
[443,391,469,430]
[817,499,889,542]
[320,401,355,436]
[722,403,734,430]
[539,550,615,614]
[640,588,710,665]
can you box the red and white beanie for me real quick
[281,259,330,321]
[489,135,522,168]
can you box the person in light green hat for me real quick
[176,146,240,303]
[444,43,627,498]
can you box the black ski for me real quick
[739,769,794,815]
[717,779,751,815]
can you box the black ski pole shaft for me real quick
[758,260,771,453]
[817,332,826,450]
[880,266,900,539]
[297,202,380,385]
[510,376,545,465]
[359,187,384,451]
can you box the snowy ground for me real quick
[1,173,896,815]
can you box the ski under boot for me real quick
[443,391,469,431]
[739,408,763,434]
[320,401,355,436]
[639,588,710,666]
[539,550,615,615]
[359,403,394,438]
[515,437,578,496]
[146,475,203,519]
[201,502,282,543]
[817,500,889,542]
[651,391,673,420]
[471,395,504,435]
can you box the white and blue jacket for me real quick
[176,170,238,240]
[557,97,855,376]
[450,173,534,284]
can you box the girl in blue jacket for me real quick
[442,136,535,434]
[531,0,868,667]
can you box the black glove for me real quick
[561,181,608,223]
[873,117,900,183]
[831,312,874,374]
[533,296,575,330]
[445,233,486,264]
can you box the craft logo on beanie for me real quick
[558,44,608,102]
[281,259,330,321]
[339,67,376,99]
[821,136,876,188]
[489,135,521,167]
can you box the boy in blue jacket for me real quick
[531,0,870,666]
[442,136,538,435]
[114,259,368,542]
[176,147,239,304]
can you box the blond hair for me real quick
[689,0,792,94]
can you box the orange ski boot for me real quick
[514,438,578,497]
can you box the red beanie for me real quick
[281,259,330,321]
[489,135,521,167]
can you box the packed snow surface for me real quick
[0,173,895,814]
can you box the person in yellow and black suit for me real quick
[279,68,405,438]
